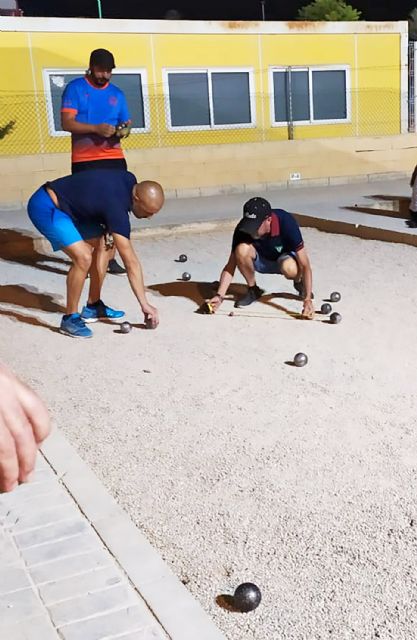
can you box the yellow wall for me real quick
[356,34,401,137]
[0,26,404,158]
[0,134,415,207]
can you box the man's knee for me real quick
[74,249,93,272]
[280,257,298,280]
[234,243,255,263]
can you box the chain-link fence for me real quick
[0,86,405,157]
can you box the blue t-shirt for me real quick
[232,209,304,260]
[46,170,137,239]
[61,76,131,163]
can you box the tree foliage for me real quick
[297,0,362,21]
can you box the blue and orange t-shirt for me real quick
[61,76,131,164]
[232,209,304,260]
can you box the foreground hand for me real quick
[142,303,159,329]
[302,299,315,320]
[207,294,223,313]
[0,365,51,493]
[95,123,116,138]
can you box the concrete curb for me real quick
[293,213,417,248]
[41,430,227,640]
[6,211,417,258]
[0,170,410,209]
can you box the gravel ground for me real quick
[1,227,417,640]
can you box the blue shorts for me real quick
[253,251,296,274]
[27,187,103,252]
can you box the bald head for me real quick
[132,181,165,219]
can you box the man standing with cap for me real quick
[61,48,131,275]
[207,197,314,319]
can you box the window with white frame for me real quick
[164,69,255,130]
[43,69,149,136]
[270,66,350,125]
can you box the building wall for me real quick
[1,134,415,207]
[0,18,411,205]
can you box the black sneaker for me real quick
[235,285,264,308]
[294,279,314,300]
[107,259,127,275]
[408,210,417,228]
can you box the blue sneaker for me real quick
[60,314,93,338]
[81,300,125,323]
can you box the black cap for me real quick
[89,49,115,70]
[239,197,272,236]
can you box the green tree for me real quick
[297,0,361,21]
[0,120,15,140]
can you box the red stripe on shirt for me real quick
[270,213,280,236]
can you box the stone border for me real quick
[166,171,409,200]
[8,210,417,258]
[0,171,410,209]
[41,430,226,640]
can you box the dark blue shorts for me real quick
[253,251,296,274]
[27,187,103,252]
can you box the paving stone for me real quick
[34,453,50,470]
[0,566,31,595]
[39,565,124,605]
[139,573,226,640]
[0,587,43,626]
[48,584,140,627]
[29,549,114,585]
[58,605,153,640]
[0,487,71,520]
[0,614,60,640]
[0,480,59,506]
[0,529,21,567]
[5,503,81,534]
[22,531,100,567]
[107,627,169,640]
[15,518,89,549]
[30,466,56,483]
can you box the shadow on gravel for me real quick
[215,594,240,612]
[0,284,64,313]
[0,228,69,275]
[149,280,247,306]
[149,282,302,319]
[0,308,60,333]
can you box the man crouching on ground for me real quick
[27,169,164,337]
[207,197,314,319]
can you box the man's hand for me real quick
[207,294,224,313]
[142,303,159,329]
[302,299,315,320]
[0,365,51,493]
[115,123,131,139]
[94,123,116,138]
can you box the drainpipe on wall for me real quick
[97,0,103,18]
[409,41,415,132]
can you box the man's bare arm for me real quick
[295,247,314,318]
[208,252,237,312]
[112,233,159,327]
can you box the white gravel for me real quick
[2,227,417,640]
